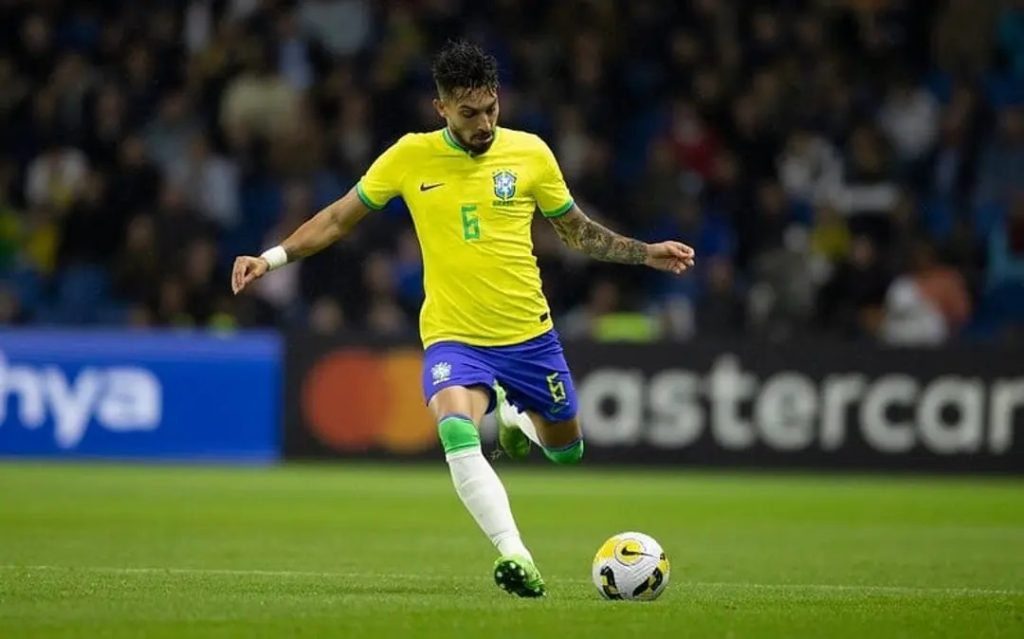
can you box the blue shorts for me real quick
[421,329,578,422]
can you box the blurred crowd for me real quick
[2,0,1024,344]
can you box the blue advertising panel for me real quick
[0,331,281,462]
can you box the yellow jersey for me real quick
[356,127,574,348]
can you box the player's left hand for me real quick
[644,241,695,275]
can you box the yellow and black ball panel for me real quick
[630,566,666,601]
[598,566,623,600]
[594,537,617,564]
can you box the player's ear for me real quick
[432,97,446,120]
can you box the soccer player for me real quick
[231,41,695,597]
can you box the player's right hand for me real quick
[644,241,696,275]
[231,256,269,295]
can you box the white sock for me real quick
[446,447,533,560]
[498,400,543,447]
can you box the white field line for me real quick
[0,564,1020,598]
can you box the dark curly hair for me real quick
[431,40,499,99]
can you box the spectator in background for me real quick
[333,95,374,176]
[727,91,777,182]
[220,42,300,145]
[49,53,92,137]
[308,296,345,335]
[777,126,843,207]
[809,202,852,265]
[276,9,315,92]
[570,139,618,217]
[299,0,372,58]
[18,204,58,277]
[980,191,1024,340]
[669,98,719,184]
[817,235,892,339]
[998,0,1024,78]
[16,13,56,85]
[25,140,87,211]
[928,84,986,215]
[832,125,900,246]
[988,191,1024,289]
[560,277,651,341]
[638,196,720,340]
[0,57,30,125]
[57,170,118,268]
[695,256,745,339]
[748,226,821,341]
[881,271,950,346]
[882,241,971,346]
[155,276,191,326]
[169,134,241,231]
[559,277,602,340]
[393,228,425,319]
[108,135,161,221]
[975,108,1024,208]
[144,91,200,174]
[553,106,590,185]
[181,236,222,323]
[121,43,162,124]
[877,73,940,173]
[83,84,128,169]
[636,140,687,224]
[362,251,411,337]
[113,214,161,310]
[0,160,22,271]
[183,0,215,55]
[700,152,752,274]
[154,183,211,269]
[0,283,25,325]
[748,180,791,259]
[932,0,999,77]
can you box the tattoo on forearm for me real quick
[550,210,648,264]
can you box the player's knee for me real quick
[437,414,480,455]
[543,439,584,465]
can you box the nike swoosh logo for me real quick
[620,549,658,558]
[419,182,444,192]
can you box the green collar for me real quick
[442,127,498,156]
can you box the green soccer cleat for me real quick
[493,555,546,598]
[494,383,530,460]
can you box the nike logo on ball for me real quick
[420,182,444,192]
[619,548,657,558]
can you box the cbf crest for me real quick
[431,361,452,385]
[492,170,517,201]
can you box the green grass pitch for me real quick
[0,462,1021,638]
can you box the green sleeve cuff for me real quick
[356,182,385,210]
[541,199,574,218]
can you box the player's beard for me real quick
[455,128,494,155]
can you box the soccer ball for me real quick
[592,532,670,601]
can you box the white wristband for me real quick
[260,246,288,271]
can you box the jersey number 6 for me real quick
[461,204,480,241]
